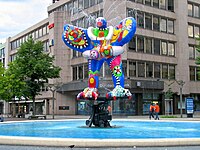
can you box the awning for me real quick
[9,100,44,104]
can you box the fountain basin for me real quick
[0,119,200,147]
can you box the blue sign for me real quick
[186,97,194,114]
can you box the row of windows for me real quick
[129,36,175,57]
[190,66,200,81]
[188,2,200,19]
[71,9,103,28]
[188,23,200,38]
[189,45,200,60]
[11,24,49,50]
[127,8,174,34]
[72,60,176,81]
[128,0,174,12]
[49,0,103,15]
[9,41,49,62]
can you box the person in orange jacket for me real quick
[149,103,155,119]
[154,103,160,120]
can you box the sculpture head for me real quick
[96,17,107,29]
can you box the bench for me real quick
[28,115,46,120]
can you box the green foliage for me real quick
[0,37,61,115]
[13,37,61,99]
[0,62,26,101]
[195,37,200,78]
[164,88,174,99]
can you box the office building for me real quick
[3,0,200,116]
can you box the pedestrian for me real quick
[154,103,160,120]
[149,103,155,119]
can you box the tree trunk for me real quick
[33,97,36,116]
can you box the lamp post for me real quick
[49,86,56,119]
[176,80,185,118]
[47,82,62,119]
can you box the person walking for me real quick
[149,103,155,119]
[154,103,160,120]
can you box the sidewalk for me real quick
[3,114,200,122]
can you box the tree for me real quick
[196,37,200,79]
[9,37,61,115]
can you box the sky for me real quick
[0,0,51,43]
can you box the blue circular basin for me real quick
[1,120,200,139]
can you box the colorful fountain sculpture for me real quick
[62,17,136,127]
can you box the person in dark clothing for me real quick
[149,103,155,120]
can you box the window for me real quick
[162,64,168,79]
[129,37,136,51]
[43,41,49,52]
[145,13,152,30]
[73,0,78,14]
[73,50,77,58]
[137,11,144,28]
[84,0,89,9]
[127,8,135,18]
[146,37,152,54]
[159,0,166,9]
[169,65,175,79]
[122,61,127,77]
[154,39,160,55]
[153,16,159,31]
[160,18,167,32]
[137,36,144,53]
[84,64,88,79]
[105,63,112,77]
[194,5,199,18]
[145,0,151,6]
[138,62,145,77]
[78,0,83,10]
[129,61,136,77]
[161,41,167,55]
[168,42,175,56]
[189,46,195,59]
[73,66,77,80]
[78,66,83,80]
[39,28,42,38]
[190,67,195,81]
[188,4,193,16]
[154,63,160,78]
[188,25,194,37]
[32,32,35,39]
[90,0,96,6]
[167,19,174,34]
[42,26,47,36]
[153,0,159,8]
[194,26,200,38]
[146,62,153,77]
[168,0,174,12]
[35,30,39,39]
[137,0,143,4]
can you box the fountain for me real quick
[1,120,200,147]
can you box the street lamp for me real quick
[47,82,62,119]
[49,86,56,119]
[176,80,185,118]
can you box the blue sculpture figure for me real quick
[62,17,136,101]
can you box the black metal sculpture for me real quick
[86,100,112,128]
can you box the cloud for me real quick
[0,0,51,43]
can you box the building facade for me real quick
[2,0,200,116]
